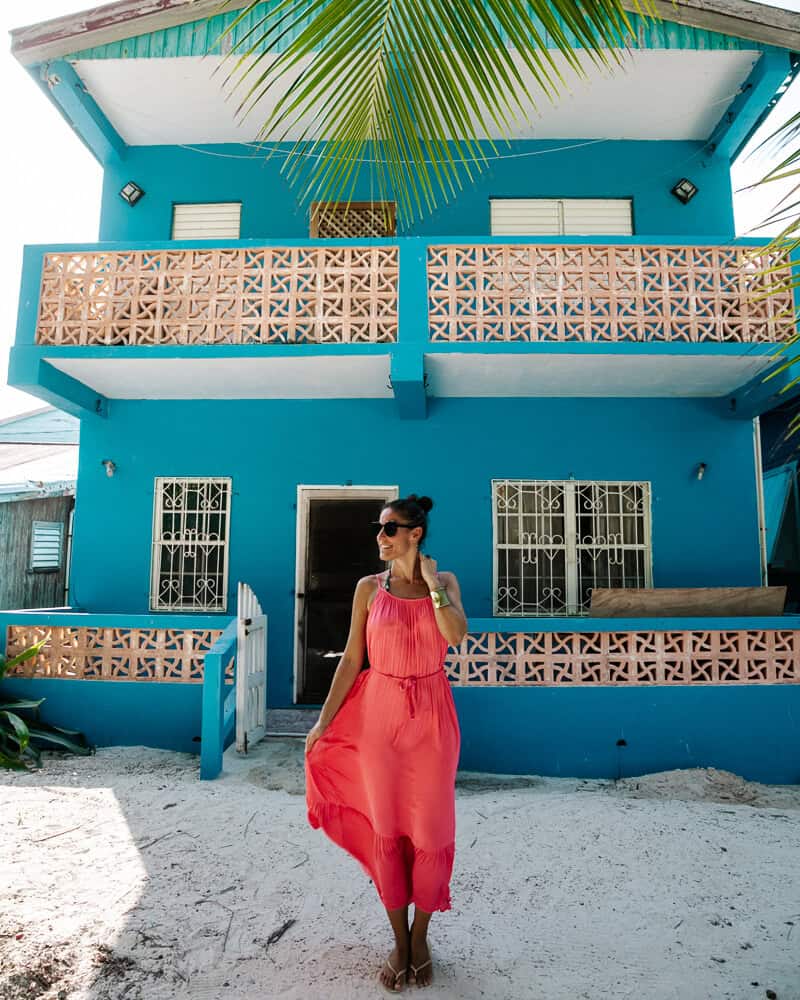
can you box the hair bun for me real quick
[417,495,433,514]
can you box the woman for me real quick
[305,494,467,992]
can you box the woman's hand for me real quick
[305,721,327,755]
[419,553,441,590]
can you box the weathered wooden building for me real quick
[0,409,77,610]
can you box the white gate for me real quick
[236,581,267,753]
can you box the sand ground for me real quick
[1,739,799,1000]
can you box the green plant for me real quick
[219,0,654,227]
[0,643,93,770]
[750,110,800,434]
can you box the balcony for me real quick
[9,237,797,418]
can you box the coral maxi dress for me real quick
[305,570,461,912]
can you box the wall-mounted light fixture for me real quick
[695,462,707,481]
[119,181,144,206]
[101,459,117,477]
[671,178,698,204]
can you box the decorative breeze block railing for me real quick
[36,247,399,346]
[5,625,235,683]
[444,630,800,685]
[427,245,796,342]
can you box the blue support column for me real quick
[392,239,428,420]
[200,649,224,780]
[728,352,800,420]
[707,48,793,161]
[200,621,238,780]
[8,347,108,418]
[32,59,127,165]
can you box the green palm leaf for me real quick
[0,639,44,680]
[746,110,800,420]
[219,0,653,226]
[0,641,92,770]
[0,710,30,754]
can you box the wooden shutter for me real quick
[171,203,241,240]
[310,201,396,238]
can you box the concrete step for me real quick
[265,708,318,736]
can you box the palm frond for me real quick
[218,0,653,226]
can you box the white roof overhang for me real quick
[70,48,764,144]
[44,351,772,400]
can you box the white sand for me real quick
[1,740,799,1000]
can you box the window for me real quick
[490,198,633,236]
[150,478,232,612]
[493,480,652,616]
[30,521,64,571]
[171,203,241,240]
[310,201,396,238]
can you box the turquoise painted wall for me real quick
[453,686,800,783]
[1,673,797,782]
[98,139,735,241]
[68,396,761,707]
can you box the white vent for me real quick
[490,198,633,236]
[171,203,241,240]
[30,521,64,570]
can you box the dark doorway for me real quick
[298,496,388,704]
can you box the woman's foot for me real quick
[379,943,409,992]
[409,934,433,987]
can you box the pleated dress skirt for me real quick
[305,572,460,912]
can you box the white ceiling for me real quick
[46,350,770,400]
[49,355,394,399]
[425,352,772,397]
[73,48,761,145]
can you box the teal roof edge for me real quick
[65,7,765,61]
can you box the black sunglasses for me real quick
[371,519,420,537]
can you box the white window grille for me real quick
[30,521,64,571]
[490,198,633,236]
[171,203,241,240]
[150,478,232,612]
[493,480,652,616]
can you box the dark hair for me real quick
[385,493,434,547]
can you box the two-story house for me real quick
[3,0,800,781]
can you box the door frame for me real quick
[293,484,399,703]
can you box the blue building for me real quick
[3,0,800,782]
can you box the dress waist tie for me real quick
[372,668,443,719]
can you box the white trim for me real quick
[293,484,399,703]
[754,417,768,585]
[64,504,75,604]
[11,1,251,66]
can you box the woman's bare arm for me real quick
[433,571,468,646]
[306,575,374,751]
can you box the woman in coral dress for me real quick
[305,494,467,992]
